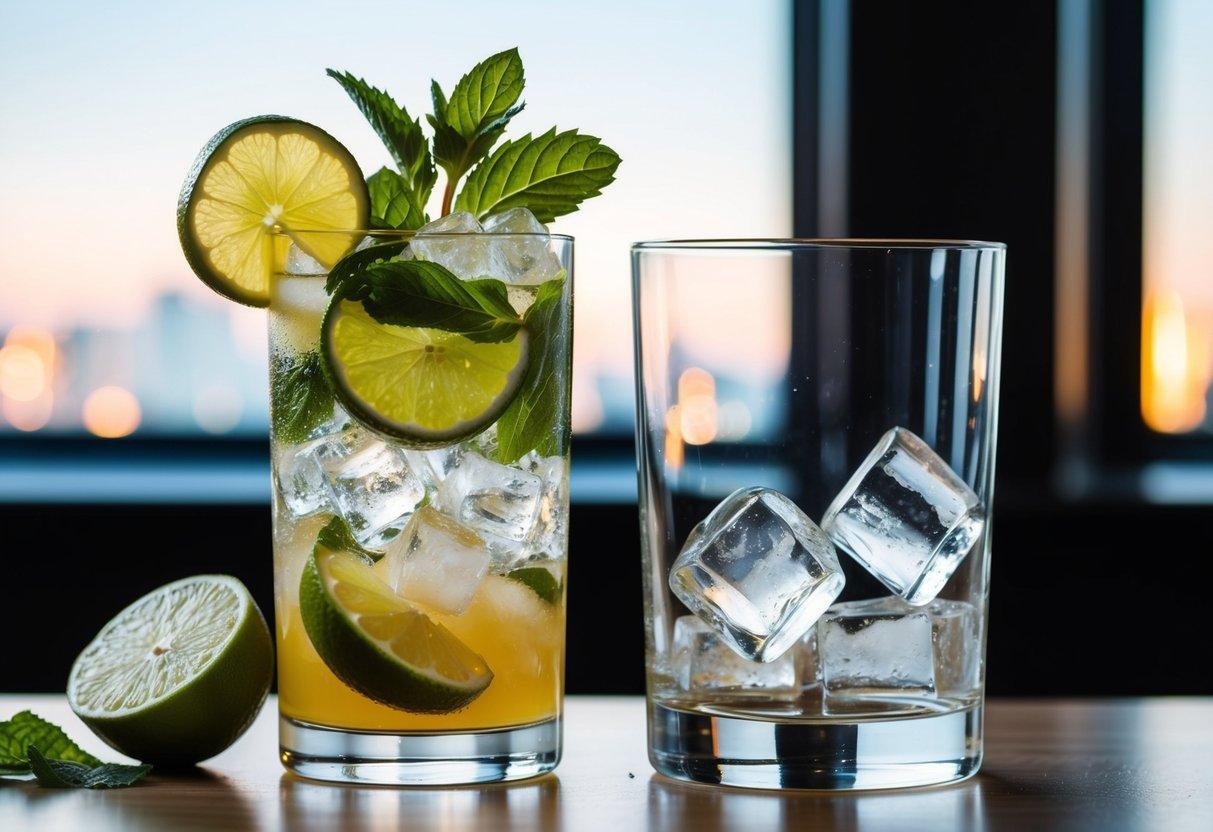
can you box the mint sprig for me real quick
[271,350,334,445]
[367,168,427,231]
[315,515,381,563]
[0,711,101,772]
[324,240,410,296]
[330,47,619,223]
[356,261,523,344]
[455,129,621,222]
[27,746,151,789]
[494,276,570,462]
[326,70,436,203]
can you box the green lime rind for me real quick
[507,567,561,605]
[299,551,492,713]
[320,286,529,448]
[67,576,272,766]
[177,115,370,308]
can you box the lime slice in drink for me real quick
[177,116,369,307]
[67,575,273,765]
[300,547,493,713]
[321,294,528,446]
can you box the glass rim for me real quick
[271,228,574,242]
[631,237,1005,252]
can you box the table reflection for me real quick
[646,774,987,832]
[278,772,559,832]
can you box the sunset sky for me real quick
[0,0,792,415]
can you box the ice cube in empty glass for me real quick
[668,487,846,663]
[821,427,984,606]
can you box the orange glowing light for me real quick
[82,386,141,438]
[1141,289,1208,433]
[2,394,52,431]
[664,405,685,469]
[677,367,718,446]
[0,326,56,404]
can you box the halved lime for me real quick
[300,548,493,712]
[67,575,272,765]
[321,294,528,446]
[177,116,369,307]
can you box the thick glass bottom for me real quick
[648,700,981,791]
[280,715,561,785]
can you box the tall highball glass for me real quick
[632,240,1005,790]
[270,229,572,785]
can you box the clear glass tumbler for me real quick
[632,239,1005,790]
[270,229,572,785]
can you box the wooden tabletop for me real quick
[2,695,1211,831]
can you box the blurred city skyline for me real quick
[0,1,792,436]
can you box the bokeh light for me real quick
[82,386,141,438]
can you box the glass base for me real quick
[648,700,981,791]
[280,715,561,786]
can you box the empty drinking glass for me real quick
[632,239,1005,790]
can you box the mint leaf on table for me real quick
[367,167,428,231]
[455,129,621,223]
[0,711,101,772]
[358,261,523,343]
[27,746,151,790]
[271,350,334,444]
[327,70,436,202]
[315,515,382,562]
[429,49,526,210]
[494,275,571,463]
[324,241,410,296]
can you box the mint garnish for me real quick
[358,261,523,344]
[0,711,101,772]
[494,276,570,462]
[507,566,561,605]
[271,350,334,445]
[27,746,151,789]
[326,70,435,203]
[367,167,427,230]
[455,129,620,222]
[315,515,381,562]
[324,240,409,296]
[331,47,619,223]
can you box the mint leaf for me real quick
[429,50,526,209]
[327,69,435,202]
[367,167,427,231]
[315,515,381,562]
[325,240,410,296]
[0,711,101,772]
[445,48,526,140]
[495,276,570,462]
[271,351,334,444]
[455,129,621,222]
[508,566,561,605]
[27,746,151,789]
[358,261,522,343]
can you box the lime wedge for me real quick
[177,116,369,307]
[67,575,272,765]
[300,547,493,713]
[321,294,528,446]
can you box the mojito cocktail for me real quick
[174,47,618,784]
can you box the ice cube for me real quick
[817,598,936,713]
[523,453,568,560]
[482,208,564,285]
[401,446,462,489]
[317,427,425,547]
[671,615,799,699]
[821,427,985,606]
[374,506,490,615]
[409,211,489,279]
[274,440,330,517]
[436,451,543,561]
[668,487,846,663]
[928,598,980,698]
